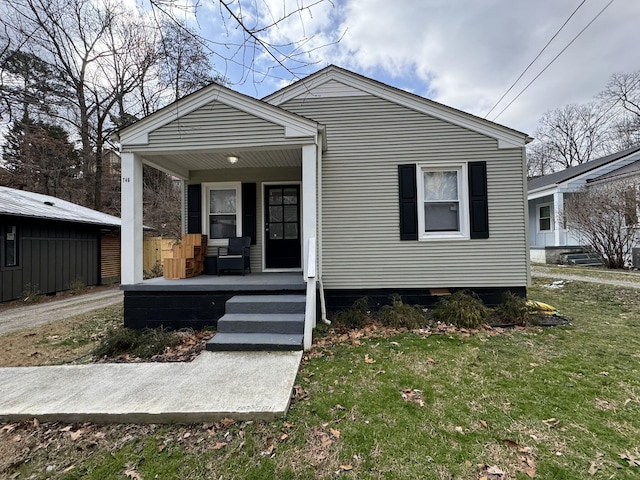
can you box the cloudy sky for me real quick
[198,0,640,136]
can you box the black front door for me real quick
[265,185,301,269]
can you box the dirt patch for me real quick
[0,304,214,367]
[0,284,117,313]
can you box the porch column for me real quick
[302,143,317,279]
[121,152,143,284]
[554,191,564,246]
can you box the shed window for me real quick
[417,165,469,239]
[5,225,18,267]
[538,204,552,232]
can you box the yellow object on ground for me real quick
[527,300,558,314]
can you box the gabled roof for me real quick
[527,145,640,192]
[117,82,319,147]
[264,65,532,149]
[590,158,640,183]
[0,186,120,227]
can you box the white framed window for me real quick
[537,203,552,232]
[417,164,469,240]
[202,182,242,245]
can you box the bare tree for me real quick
[599,71,640,151]
[564,180,640,269]
[528,102,613,174]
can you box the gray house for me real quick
[118,66,531,349]
[528,145,640,264]
[0,186,121,302]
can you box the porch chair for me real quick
[217,236,251,276]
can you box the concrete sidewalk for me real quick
[0,289,123,335]
[0,350,302,423]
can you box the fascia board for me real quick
[564,153,640,187]
[266,67,528,149]
[528,186,557,200]
[120,85,318,147]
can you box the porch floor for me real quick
[0,350,302,423]
[122,272,305,292]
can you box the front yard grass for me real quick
[1,278,639,479]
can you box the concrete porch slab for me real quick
[0,351,302,424]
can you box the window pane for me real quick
[539,205,550,218]
[283,188,297,204]
[539,218,551,231]
[5,225,17,267]
[210,189,236,214]
[270,223,283,239]
[424,171,458,201]
[269,206,283,222]
[424,202,459,231]
[269,188,283,205]
[210,215,236,239]
[284,223,298,239]
[284,205,297,222]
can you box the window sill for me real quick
[419,232,469,241]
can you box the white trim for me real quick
[264,66,530,149]
[201,181,242,247]
[537,202,553,233]
[121,152,143,285]
[119,84,319,148]
[416,163,469,241]
[261,181,303,273]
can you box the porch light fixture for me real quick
[227,155,239,164]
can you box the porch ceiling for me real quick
[140,147,302,177]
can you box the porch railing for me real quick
[304,237,316,351]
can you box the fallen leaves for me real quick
[401,388,424,407]
[291,385,310,402]
[620,449,640,467]
[364,354,375,364]
[124,468,142,479]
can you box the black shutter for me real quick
[398,164,418,240]
[242,183,257,245]
[187,184,202,234]
[468,161,489,239]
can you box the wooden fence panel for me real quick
[143,237,178,273]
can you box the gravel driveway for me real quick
[0,289,123,336]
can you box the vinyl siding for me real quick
[189,167,302,272]
[281,95,527,289]
[148,102,291,151]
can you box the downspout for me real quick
[317,126,331,325]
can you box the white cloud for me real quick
[226,0,640,135]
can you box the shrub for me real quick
[21,283,41,303]
[69,277,86,295]
[144,260,164,279]
[491,291,532,326]
[430,290,489,328]
[93,327,180,359]
[379,294,426,329]
[332,297,371,328]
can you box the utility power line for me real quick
[490,0,615,122]
[484,0,587,119]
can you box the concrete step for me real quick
[225,295,306,314]
[217,313,305,334]
[206,332,303,351]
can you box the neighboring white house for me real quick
[528,145,640,264]
[117,65,532,327]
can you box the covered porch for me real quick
[118,84,324,349]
